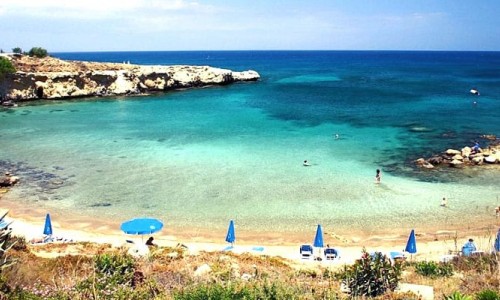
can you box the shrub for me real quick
[336,249,402,297]
[0,57,16,78]
[415,260,454,278]
[445,291,473,300]
[75,253,136,298]
[12,47,22,54]
[173,281,304,300]
[0,211,15,272]
[28,47,48,58]
[476,289,500,300]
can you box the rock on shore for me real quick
[0,54,260,101]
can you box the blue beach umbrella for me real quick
[225,220,235,246]
[494,229,500,252]
[120,218,163,241]
[313,224,324,248]
[43,213,53,236]
[405,229,417,254]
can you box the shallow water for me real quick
[1,51,499,238]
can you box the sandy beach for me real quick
[3,193,499,265]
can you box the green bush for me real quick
[76,253,137,298]
[0,57,16,78]
[173,281,304,300]
[28,47,48,58]
[415,260,454,278]
[445,291,473,300]
[476,289,500,300]
[336,249,402,297]
[12,47,22,54]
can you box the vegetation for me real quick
[11,47,22,54]
[0,57,16,78]
[0,212,15,272]
[414,260,454,278]
[336,249,402,297]
[475,289,500,300]
[0,236,498,299]
[28,47,48,58]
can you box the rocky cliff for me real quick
[0,54,260,101]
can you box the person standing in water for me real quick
[375,169,381,183]
[440,197,448,207]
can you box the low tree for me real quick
[337,249,402,297]
[28,47,48,58]
[11,47,22,54]
[0,57,16,78]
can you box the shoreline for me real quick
[3,193,499,263]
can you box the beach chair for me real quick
[300,244,313,259]
[324,247,338,260]
[389,251,406,264]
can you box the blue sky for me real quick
[1,0,499,52]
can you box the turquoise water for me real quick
[1,51,499,237]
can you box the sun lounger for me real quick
[300,244,313,259]
[389,251,406,263]
[30,235,74,245]
[324,247,339,260]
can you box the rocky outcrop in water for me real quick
[0,54,260,101]
[415,139,500,169]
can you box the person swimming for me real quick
[303,160,311,166]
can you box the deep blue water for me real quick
[55,51,500,176]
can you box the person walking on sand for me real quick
[375,169,381,183]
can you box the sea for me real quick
[1,51,500,240]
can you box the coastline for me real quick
[3,192,499,263]
[0,54,260,102]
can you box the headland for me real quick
[0,54,260,102]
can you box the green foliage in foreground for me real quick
[0,57,16,78]
[336,249,402,297]
[444,291,473,300]
[173,280,340,300]
[476,289,500,300]
[76,253,138,298]
[414,260,454,278]
[28,47,48,58]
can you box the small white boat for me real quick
[470,88,480,95]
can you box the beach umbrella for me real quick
[120,218,163,241]
[313,224,324,248]
[225,220,235,246]
[43,213,53,236]
[405,229,417,255]
[494,228,500,252]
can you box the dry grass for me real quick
[2,238,500,299]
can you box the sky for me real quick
[1,0,499,52]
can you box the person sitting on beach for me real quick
[303,160,311,166]
[472,141,481,154]
[461,238,477,256]
[145,236,156,247]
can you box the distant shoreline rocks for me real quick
[415,137,500,169]
[0,54,260,102]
